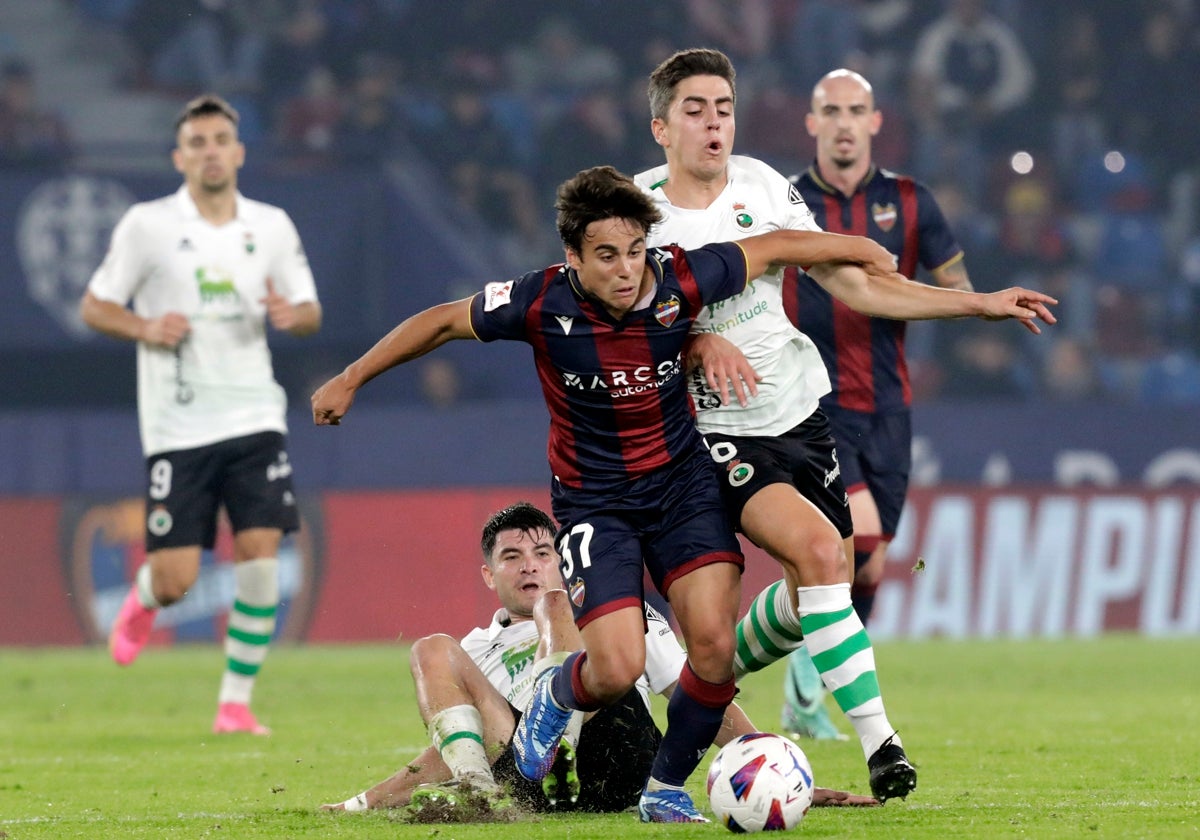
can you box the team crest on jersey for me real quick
[568,577,586,607]
[244,232,256,254]
[733,202,756,230]
[655,295,681,327]
[872,202,897,232]
[484,280,514,311]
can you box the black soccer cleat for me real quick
[867,733,917,803]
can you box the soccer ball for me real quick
[706,732,814,832]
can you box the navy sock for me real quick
[649,662,735,786]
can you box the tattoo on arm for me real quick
[936,260,973,292]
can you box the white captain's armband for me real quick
[483,280,515,311]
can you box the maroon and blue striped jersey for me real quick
[785,163,963,413]
[469,242,749,491]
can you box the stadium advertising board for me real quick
[1,485,1196,645]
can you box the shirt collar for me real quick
[807,161,878,196]
[174,184,247,222]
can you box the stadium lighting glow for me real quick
[1010,151,1034,174]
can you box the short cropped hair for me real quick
[647,48,736,122]
[174,93,240,136]
[480,502,557,563]
[555,165,663,254]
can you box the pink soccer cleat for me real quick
[213,702,271,736]
[108,587,157,666]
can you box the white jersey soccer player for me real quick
[636,155,832,437]
[462,602,687,713]
[88,185,318,458]
[83,93,322,738]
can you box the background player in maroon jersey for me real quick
[781,67,977,734]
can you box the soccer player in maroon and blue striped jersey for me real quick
[310,164,928,822]
[779,66,979,752]
[787,68,975,620]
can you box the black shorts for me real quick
[493,687,662,813]
[823,405,912,538]
[143,431,300,551]
[703,408,853,539]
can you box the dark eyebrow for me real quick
[682,95,734,107]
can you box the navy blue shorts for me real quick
[702,408,853,539]
[823,405,911,538]
[143,431,300,551]
[551,446,744,627]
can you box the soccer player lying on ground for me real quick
[321,501,879,816]
[312,164,917,822]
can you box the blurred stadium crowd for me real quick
[6,0,1200,405]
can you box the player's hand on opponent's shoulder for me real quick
[811,786,880,807]
[312,373,357,426]
[141,312,190,348]
[686,332,761,407]
[979,287,1059,334]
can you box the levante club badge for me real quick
[655,295,681,327]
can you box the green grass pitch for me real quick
[2,636,1198,839]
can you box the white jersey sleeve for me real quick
[636,156,831,437]
[88,204,153,306]
[263,208,318,305]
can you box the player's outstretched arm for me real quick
[321,745,451,811]
[737,229,897,281]
[312,297,475,425]
[807,263,1058,331]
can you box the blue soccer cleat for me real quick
[638,787,710,823]
[512,666,573,782]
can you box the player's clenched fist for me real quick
[311,373,357,426]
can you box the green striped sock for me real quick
[797,583,895,758]
[218,558,278,706]
[734,579,805,679]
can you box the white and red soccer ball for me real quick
[706,732,815,832]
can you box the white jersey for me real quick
[460,603,687,711]
[88,186,318,456]
[636,155,831,437]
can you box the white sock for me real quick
[134,563,161,609]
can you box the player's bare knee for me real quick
[409,633,457,675]
[677,622,736,680]
[807,533,850,584]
